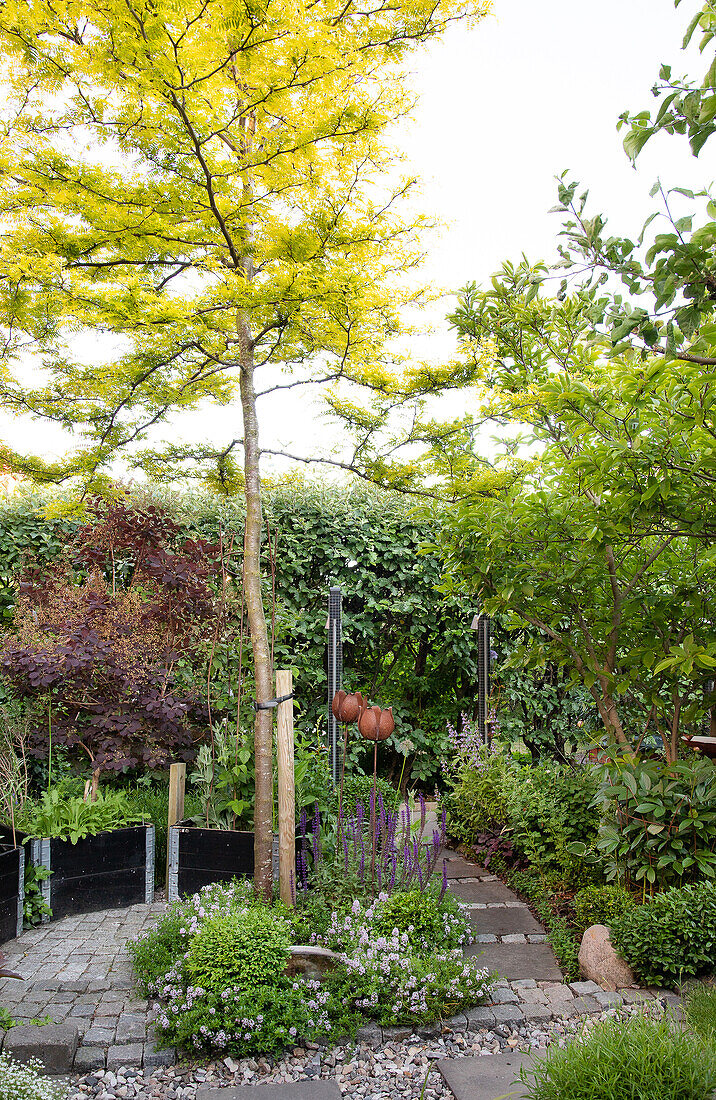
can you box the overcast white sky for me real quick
[4,0,714,478]
[405,0,711,294]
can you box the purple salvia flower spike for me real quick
[439,860,448,902]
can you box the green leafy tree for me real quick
[545,1,716,366]
[440,271,716,761]
[0,0,487,893]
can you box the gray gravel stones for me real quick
[67,1004,676,1100]
[197,1084,342,1099]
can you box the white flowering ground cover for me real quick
[128,880,493,1059]
[0,1053,66,1100]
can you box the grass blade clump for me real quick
[684,982,716,1046]
[521,1013,716,1100]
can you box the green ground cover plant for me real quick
[611,880,716,988]
[504,763,601,886]
[521,1012,716,1100]
[444,741,600,887]
[129,878,493,1056]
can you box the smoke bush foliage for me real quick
[0,497,220,774]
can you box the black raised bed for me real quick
[0,837,23,945]
[167,824,255,901]
[29,824,155,921]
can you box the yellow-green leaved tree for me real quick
[0,0,488,895]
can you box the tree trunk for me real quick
[589,683,631,751]
[239,324,274,900]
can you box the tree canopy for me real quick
[0,0,489,894]
[419,0,716,761]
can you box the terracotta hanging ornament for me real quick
[358,705,394,742]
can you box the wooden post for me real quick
[166,762,186,886]
[276,670,295,906]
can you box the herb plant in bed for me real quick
[167,729,257,900]
[16,787,154,921]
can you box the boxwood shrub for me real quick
[610,881,716,988]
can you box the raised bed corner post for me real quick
[166,763,186,886]
[276,670,295,907]
[327,586,343,786]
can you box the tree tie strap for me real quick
[253,692,294,712]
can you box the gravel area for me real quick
[66,1002,678,1100]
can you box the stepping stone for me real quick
[197,1085,341,1100]
[466,942,563,981]
[468,906,543,936]
[451,880,516,905]
[438,1051,535,1100]
[441,854,488,878]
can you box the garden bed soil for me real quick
[0,839,23,944]
[29,825,155,921]
[167,823,255,901]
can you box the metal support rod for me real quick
[327,586,343,784]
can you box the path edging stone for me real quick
[3,1022,80,1075]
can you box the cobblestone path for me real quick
[0,851,659,1074]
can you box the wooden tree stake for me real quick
[276,669,295,907]
[166,762,186,885]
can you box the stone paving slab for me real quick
[442,854,489,879]
[467,942,563,982]
[468,906,543,936]
[197,1084,342,1100]
[451,881,517,905]
[438,1051,534,1100]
